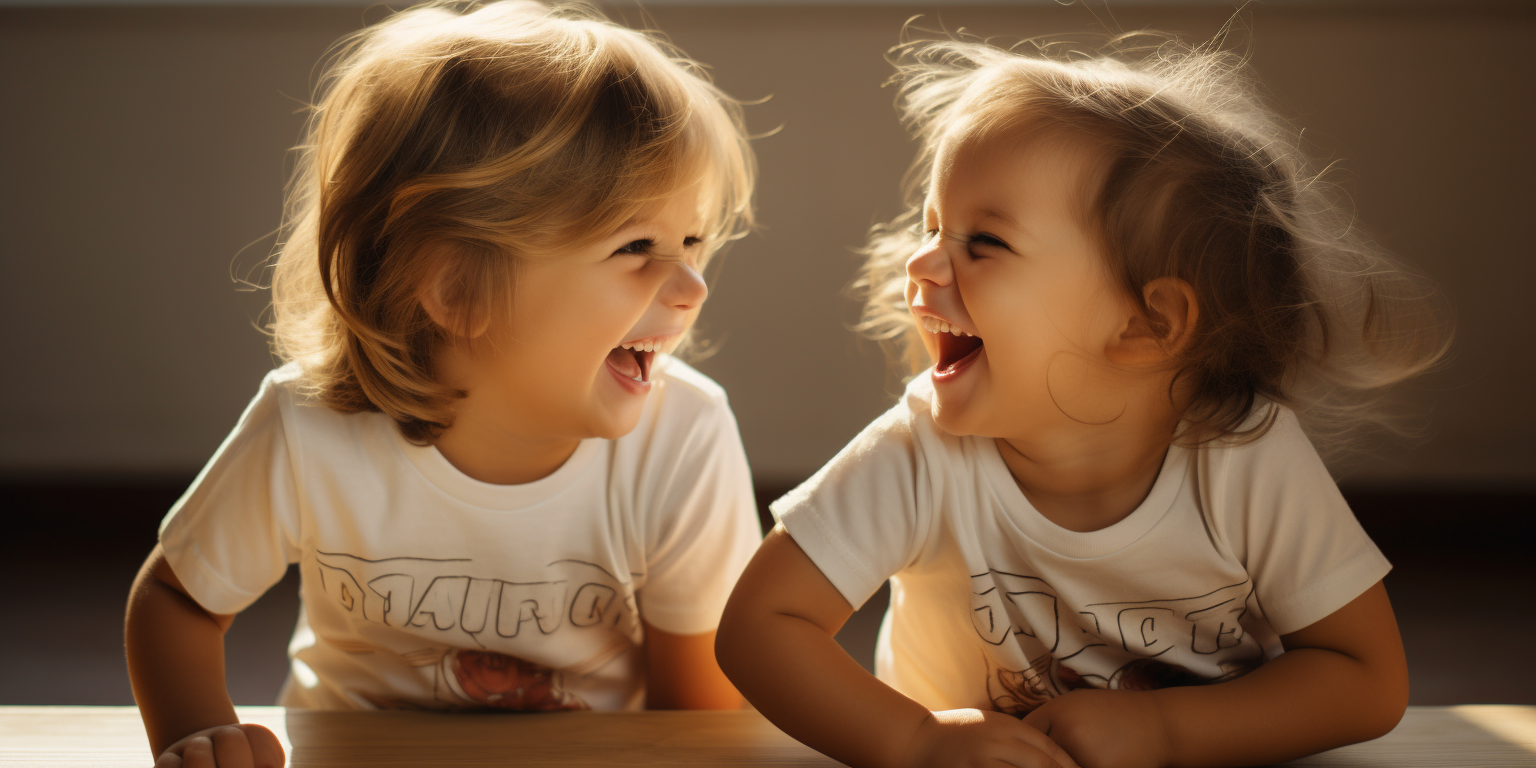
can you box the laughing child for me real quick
[126,2,760,766]
[718,31,1447,768]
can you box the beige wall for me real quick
[2,4,1532,488]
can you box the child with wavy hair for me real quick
[126,2,758,765]
[718,30,1447,768]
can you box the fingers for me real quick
[978,740,1076,768]
[210,726,256,768]
[154,724,283,768]
[967,716,1079,768]
[240,724,287,768]
[181,735,214,768]
[996,746,1078,768]
[1008,722,1079,768]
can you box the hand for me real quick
[1021,690,1171,768]
[153,723,285,768]
[905,708,1081,768]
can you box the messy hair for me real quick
[271,0,755,443]
[857,29,1449,456]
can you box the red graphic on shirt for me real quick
[449,649,589,711]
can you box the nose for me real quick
[905,235,954,287]
[662,260,708,311]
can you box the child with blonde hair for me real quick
[718,30,1446,768]
[126,2,759,765]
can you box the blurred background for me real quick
[1,0,1531,707]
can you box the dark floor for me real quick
[1,480,1531,706]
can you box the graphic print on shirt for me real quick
[970,570,1264,716]
[312,551,642,710]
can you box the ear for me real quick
[1105,277,1198,367]
[417,263,491,340]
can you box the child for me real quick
[717,31,1447,768]
[125,2,759,765]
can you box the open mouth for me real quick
[604,345,654,384]
[935,331,984,374]
[920,315,984,375]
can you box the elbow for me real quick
[1359,663,1410,741]
[1375,678,1410,740]
[713,598,748,686]
[715,589,780,693]
[1360,698,1407,743]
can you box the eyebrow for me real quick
[978,208,1025,234]
[610,220,706,243]
[922,201,1029,238]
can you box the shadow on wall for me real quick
[0,4,1533,490]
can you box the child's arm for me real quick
[1021,581,1409,768]
[717,528,1079,768]
[643,624,741,709]
[125,545,285,767]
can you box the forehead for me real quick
[928,120,1105,222]
[615,180,708,230]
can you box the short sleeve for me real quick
[770,402,928,611]
[636,382,761,635]
[1206,407,1391,636]
[159,370,303,616]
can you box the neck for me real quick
[433,404,582,486]
[429,341,582,486]
[995,395,1181,533]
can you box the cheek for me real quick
[492,294,601,384]
[517,269,639,342]
[967,269,1099,375]
[1054,270,1130,351]
[967,274,1051,354]
[1025,267,1111,347]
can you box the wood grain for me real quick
[0,706,1530,767]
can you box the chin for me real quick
[930,398,984,438]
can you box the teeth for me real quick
[619,340,664,353]
[919,316,975,337]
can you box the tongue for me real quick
[606,347,642,379]
[938,334,984,371]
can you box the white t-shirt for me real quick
[161,358,760,712]
[773,374,1389,715]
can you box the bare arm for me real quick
[643,623,742,709]
[125,544,284,766]
[1158,580,1408,765]
[1024,581,1409,768]
[716,528,1077,768]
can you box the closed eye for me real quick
[615,236,704,258]
[614,238,655,256]
[969,233,1010,250]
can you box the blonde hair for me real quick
[270,0,754,443]
[857,30,1449,456]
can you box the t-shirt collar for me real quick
[980,437,1190,560]
[392,428,604,511]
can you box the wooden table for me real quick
[1,706,1532,767]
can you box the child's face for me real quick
[906,126,1134,439]
[458,185,710,442]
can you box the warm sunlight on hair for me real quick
[855,28,1450,456]
[269,0,755,443]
